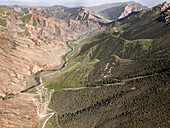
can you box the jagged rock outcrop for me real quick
[93,2,147,20]
[99,3,145,20]
[158,1,170,11]
[89,1,148,13]
[118,4,143,19]
[156,2,170,22]
[118,2,170,24]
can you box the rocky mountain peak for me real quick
[162,1,170,10]
[118,3,143,19]
[157,1,170,11]
[98,2,146,20]
[76,6,104,21]
[79,6,91,13]
[154,2,170,22]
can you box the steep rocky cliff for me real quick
[100,3,145,20]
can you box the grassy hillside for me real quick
[42,2,170,128]
[49,71,169,128]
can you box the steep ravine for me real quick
[30,41,73,128]
[0,40,73,128]
[1,40,73,99]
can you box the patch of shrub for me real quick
[21,14,32,23]
[0,18,7,27]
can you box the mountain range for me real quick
[0,1,169,128]
[89,1,148,20]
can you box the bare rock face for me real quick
[156,2,170,12]
[99,3,145,20]
[76,6,103,21]
[118,4,143,19]
[32,65,42,74]
[25,14,99,42]
[155,2,170,22]
[159,1,170,11]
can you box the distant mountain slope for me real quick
[89,1,148,20]
[43,6,105,22]
[101,3,147,20]
[13,6,108,23]
[89,1,148,12]
[119,2,170,40]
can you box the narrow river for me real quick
[30,41,73,128]
[21,41,73,93]
[1,38,74,127]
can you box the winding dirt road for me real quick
[31,41,74,128]
[32,77,60,128]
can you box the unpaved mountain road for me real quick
[32,77,59,128]
[31,40,74,128]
